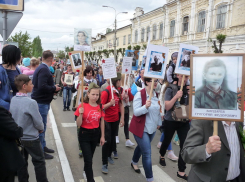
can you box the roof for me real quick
[131,6,163,20]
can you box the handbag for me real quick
[71,83,77,93]
[171,105,189,122]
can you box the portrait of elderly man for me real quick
[195,59,237,110]
[127,51,137,66]
[182,119,245,182]
[150,55,162,72]
[180,50,191,68]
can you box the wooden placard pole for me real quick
[123,74,127,94]
[80,51,85,108]
[149,78,155,100]
[178,75,186,101]
[110,78,115,106]
[213,121,218,136]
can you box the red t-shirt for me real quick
[101,85,121,122]
[74,103,105,129]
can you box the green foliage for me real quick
[8,31,32,57]
[208,34,227,53]
[143,44,147,50]
[32,36,43,58]
[57,50,66,59]
[102,49,109,58]
[109,49,114,55]
[65,47,74,59]
[133,45,141,51]
[127,45,132,50]
[106,28,113,34]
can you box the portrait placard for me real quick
[190,54,245,122]
[175,43,199,75]
[0,0,24,11]
[125,50,139,71]
[76,86,89,107]
[74,28,92,51]
[144,44,169,79]
[64,74,73,85]
[141,56,146,70]
[69,52,83,72]
[121,57,133,74]
[101,58,117,79]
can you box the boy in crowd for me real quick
[9,74,48,182]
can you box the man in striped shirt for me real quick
[181,120,245,182]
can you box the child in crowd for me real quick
[75,82,105,182]
[21,57,40,79]
[9,74,48,182]
[20,57,31,74]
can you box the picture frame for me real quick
[144,44,169,79]
[74,28,91,51]
[69,51,83,72]
[76,86,89,107]
[101,58,117,79]
[64,74,73,85]
[175,43,199,75]
[121,57,133,74]
[0,0,24,11]
[189,53,245,122]
[125,50,139,71]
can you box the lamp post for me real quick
[102,6,127,63]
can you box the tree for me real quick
[8,31,32,57]
[96,50,103,63]
[102,49,109,58]
[106,28,113,34]
[32,36,43,58]
[65,46,74,59]
[57,50,66,59]
[127,45,132,50]
[133,45,141,51]
[208,34,227,53]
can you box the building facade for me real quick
[92,0,245,63]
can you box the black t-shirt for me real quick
[6,69,20,96]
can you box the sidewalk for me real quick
[14,114,65,182]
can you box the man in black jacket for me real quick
[32,50,61,159]
[0,106,25,182]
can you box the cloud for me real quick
[8,0,166,51]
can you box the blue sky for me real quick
[4,0,166,51]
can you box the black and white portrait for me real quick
[127,51,137,66]
[180,50,191,68]
[150,54,163,72]
[190,54,244,121]
[64,74,73,85]
[70,53,82,70]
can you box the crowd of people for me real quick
[0,44,244,182]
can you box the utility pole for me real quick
[114,17,117,63]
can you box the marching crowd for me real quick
[0,44,244,182]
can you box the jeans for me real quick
[159,120,190,172]
[63,87,72,109]
[18,139,48,182]
[38,103,50,150]
[79,127,100,182]
[102,121,118,165]
[132,132,156,182]
[160,132,172,150]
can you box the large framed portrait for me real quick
[64,74,73,85]
[74,28,92,51]
[0,0,24,11]
[190,54,245,122]
[69,51,83,72]
[175,43,199,75]
[125,50,139,71]
[144,44,169,79]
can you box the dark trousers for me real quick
[115,107,129,139]
[18,139,48,182]
[102,121,118,165]
[79,127,100,182]
[159,120,190,172]
[0,171,15,182]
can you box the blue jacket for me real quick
[0,65,21,110]
[95,74,106,87]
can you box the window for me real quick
[152,25,157,40]
[117,37,119,46]
[141,28,145,42]
[128,34,131,44]
[159,23,163,39]
[170,20,175,37]
[216,5,227,29]
[197,11,206,32]
[123,35,126,45]
[146,26,150,41]
[135,30,138,43]
[183,16,189,35]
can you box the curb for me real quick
[49,107,75,182]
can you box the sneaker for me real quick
[63,108,66,111]
[83,171,87,180]
[101,164,108,174]
[125,140,135,147]
[157,142,162,149]
[108,157,115,164]
[159,157,166,167]
[113,151,118,159]
[44,152,54,160]
[173,140,180,146]
[116,136,119,144]
[79,150,83,158]
[44,147,54,153]
[167,151,178,161]
[177,172,188,181]
[67,108,71,111]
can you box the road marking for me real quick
[140,165,176,182]
[79,176,104,182]
[61,123,77,127]
[49,107,75,182]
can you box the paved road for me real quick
[51,97,190,182]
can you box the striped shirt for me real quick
[222,121,240,181]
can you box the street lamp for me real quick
[102,5,128,63]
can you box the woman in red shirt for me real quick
[75,83,105,182]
